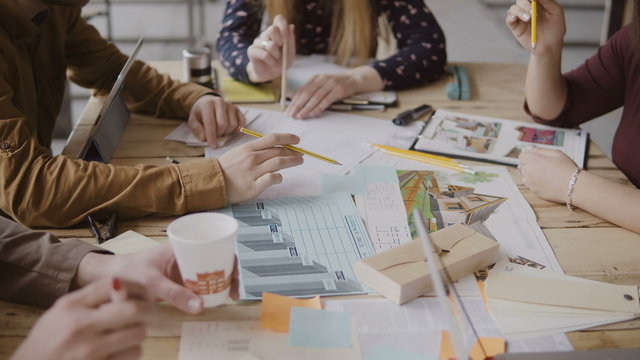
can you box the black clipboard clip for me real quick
[87,212,119,244]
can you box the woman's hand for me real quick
[505,0,566,55]
[246,15,296,83]
[11,278,150,360]
[188,95,246,149]
[218,133,304,203]
[518,147,578,203]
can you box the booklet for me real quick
[413,110,589,167]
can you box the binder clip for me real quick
[446,65,471,101]
[87,211,119,244]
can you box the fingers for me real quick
[272,15,289,45]
[288,24,296,66]
[187,116,206,142]
[253,172,284,194]
[236,106,246,129]
[244,133,300,151]
[508,2,531,22]
[65,278,149,308]
[91,298,150,331]
[93,324,145,358]
[230,256,240,301]
[108,346,143,360]
[145,272,203,314]
[287,77,327,118]
[256,154,304,175]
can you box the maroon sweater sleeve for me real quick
[525,26,630,127]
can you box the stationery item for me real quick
[370,143,475,174]
[206,107,424,199]
[221,77,276,103]
[183,47,215,90]
[286,54,397,106]
[260,292,322,333]
[179,321,362,360]
[87,211,119,244]
[165,156,180,164]
[99,230,162,254]
[414,109,589,167]
[392,104,433,126]
[446,65,471,101]
[164,122,234,147]
[531,0,538,50]
[439,331,506,360]
[353,224,500,305]
[240,127,342,165]
[288,307,352,348]
[281,38,288,109]
[325,297,573,359]
[167,213,238,307]
[216,192,376,300]
[485,261,640,339]
[329,103,386,112]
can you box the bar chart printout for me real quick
[217,193,376,300]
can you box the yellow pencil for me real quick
[240,127,342,166]
[531,0,538,50]
[379,148,475,174]
[280,36,288,109]
[369,143,466,167]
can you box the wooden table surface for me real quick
[1,62,639,359]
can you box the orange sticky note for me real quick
[470,337,506,360]
[439,330,506,360]
[260,292,322,333]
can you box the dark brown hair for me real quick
[635,0,640,59]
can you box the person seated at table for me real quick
[0,0,304,228]
[506,0,640,234]
[1,216,236,359]
[216,0,447,119]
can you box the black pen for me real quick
[392,104,433,126]
[165,156,180,164]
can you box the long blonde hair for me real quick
[263,0,377,66]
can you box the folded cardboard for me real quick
[354,224,499,304]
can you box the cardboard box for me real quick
[354,224,499,304]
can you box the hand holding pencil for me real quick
[246,15,296,84]
[505,0,566,55]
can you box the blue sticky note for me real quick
[366,345,432,360]
[352,164,400,183]
[288,307,352,348]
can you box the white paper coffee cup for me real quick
[167,213,238,308]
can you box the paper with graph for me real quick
[216,192,376,300]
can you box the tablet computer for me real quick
[78,37,143,163]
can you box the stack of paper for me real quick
[485,261,640,339]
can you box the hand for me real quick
[75,244,241,314]
[506,0,566,55]
[246,15,296,83]
[286,73,357,119]
[11,278,150,360]
[188,95,246,149]
[218,133,304,203]
[518,147,578,203]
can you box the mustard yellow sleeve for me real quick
[62,7,215,119]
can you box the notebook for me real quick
[221,77,276,103]
[413,109,589,168]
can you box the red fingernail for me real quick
[112,278,121,291]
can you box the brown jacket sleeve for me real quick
[0,217,107,307]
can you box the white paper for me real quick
[287,55,397,104]
[324,297,573,359]
[205,107,424,199]
[164,122,208,146]
[99,230,162,254]
[179,321,361,360]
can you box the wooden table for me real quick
[1,62,639,359]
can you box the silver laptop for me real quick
[78,37,143,163]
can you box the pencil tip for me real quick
[532,43,537,50]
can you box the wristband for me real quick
[566,167,582,211]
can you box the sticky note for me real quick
[469,337,505,360]
[367,345,431,360]
[222,78,276,103]
[99,230,161,254]
[288,307,352,348]
[260,292,321,333]
[439,330,506,360]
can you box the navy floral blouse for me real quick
[216,0,447,90]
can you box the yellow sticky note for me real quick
[439,330,505,360]
[469,337,506,360]
[260,292,322,333]
[222,78,276,103]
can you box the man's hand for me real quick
[218,133,304,203]
[188,95,246,149]
[11,278,150,360]
[75,244,241,314]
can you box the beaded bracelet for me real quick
[566,167,582,211]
